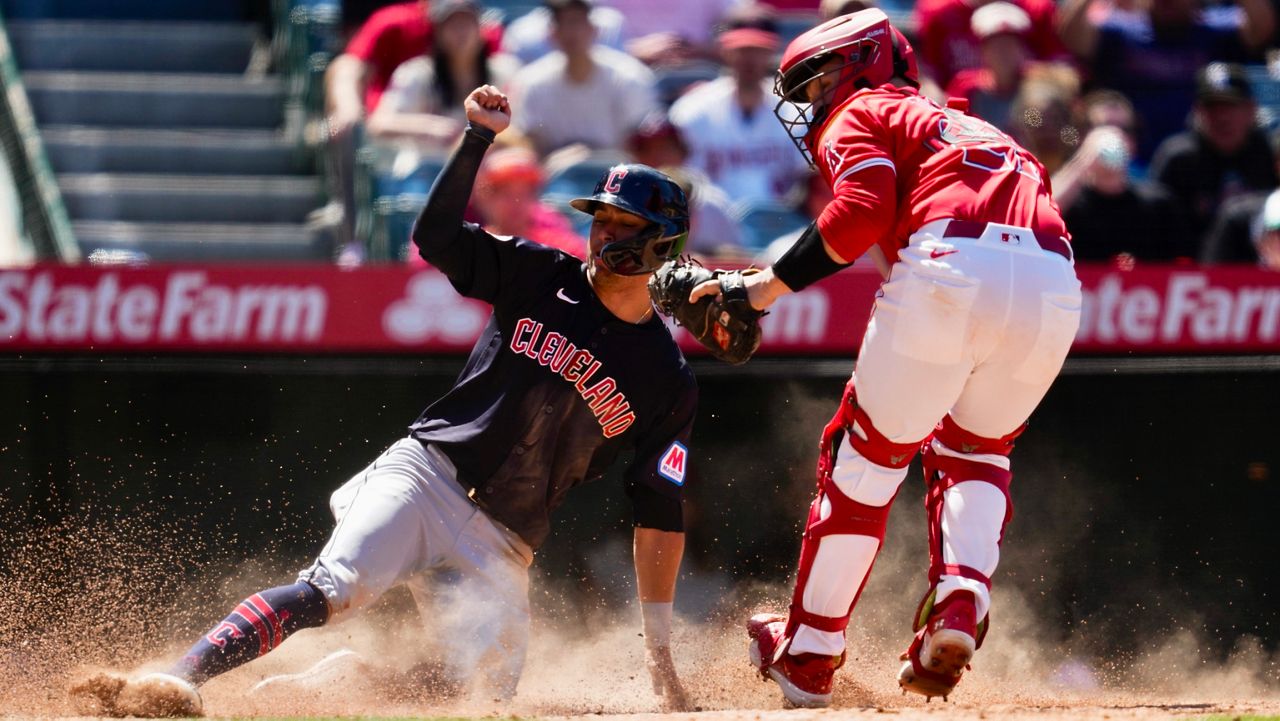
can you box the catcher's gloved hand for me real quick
[648,259,765,365]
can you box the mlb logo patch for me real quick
[658,442,688,485]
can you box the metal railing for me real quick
[273,0,342,149]
[0,11,78,262]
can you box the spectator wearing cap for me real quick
[369,0,520,151]
[409,146,585,265]
[915,0,1066,89]
[1057,0,1274,161]
[1150,63,1279,242]
[507,0,659,155]
[1200,129,1280,266]
[625,112,747,258]
[669,4,809,205]
[946,2,1040,133]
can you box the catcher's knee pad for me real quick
[816,378,926,484]
[829,443,911,507]
[913,416,1023,648]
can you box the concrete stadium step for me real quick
[8,21,257,74]
[73,221,336,262]
[0,0,246,21]
[42,127,306,175]
[23,72,284,128]
[59,174,323,224]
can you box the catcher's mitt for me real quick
[648,259,765,365]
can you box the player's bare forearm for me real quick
[633,527,684,602]
[688,265,792,311]
[633,528,693,711]
[324,54,368,129]
[365,111,464,144]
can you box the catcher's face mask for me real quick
[773,8,918,167]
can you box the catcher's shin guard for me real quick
[785,379,926,656]
[900,416,1023,698]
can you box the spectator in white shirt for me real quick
[669,4,808,205]
[508,0,659,155]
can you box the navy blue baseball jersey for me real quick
[408,127,697,550]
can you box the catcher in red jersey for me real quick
[691,8,1082,707]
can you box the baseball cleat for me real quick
[897,591,978,701]
[71,671,203,717]
[747,613,845,709]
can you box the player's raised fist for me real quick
[464,85,511,134]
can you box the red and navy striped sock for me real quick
[170,581,329,685]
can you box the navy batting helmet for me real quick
[570,163,690,275]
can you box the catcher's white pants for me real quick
[300,437,534,697]
[792,220,1082,656]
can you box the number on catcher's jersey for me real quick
[927,107,1042,184]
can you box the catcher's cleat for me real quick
[897,591,978,701]
[747,613,845,708]
[71,671,203,718]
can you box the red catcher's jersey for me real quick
[812,85,1068,262]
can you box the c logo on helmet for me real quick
[603,168,628,193]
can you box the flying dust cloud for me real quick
[1,383,1277,719]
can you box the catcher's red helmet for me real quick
[773,8,918,165]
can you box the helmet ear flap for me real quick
[890,30,907,78]
[889,28,918,87]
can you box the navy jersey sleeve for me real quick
[624,367,698,531]
[438,225,565,305]
[411,124,560,305]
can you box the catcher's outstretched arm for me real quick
[686,223,850,313]
[771,222,854,293]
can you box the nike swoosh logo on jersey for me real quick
[556,288,580,304]
[930,249,959,259]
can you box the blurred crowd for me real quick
[322,0,1280,270]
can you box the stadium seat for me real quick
[544,195,593,238]
[370,192,427,262]
[654,62,722,106]
[354,144,448,260]
[483,0,544,25]
[776,12,818,45]
[542,151,627,201]
[730,199,810,251]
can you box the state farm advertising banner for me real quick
[1,264,1278,355]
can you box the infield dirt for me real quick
[2,492,1276,720]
